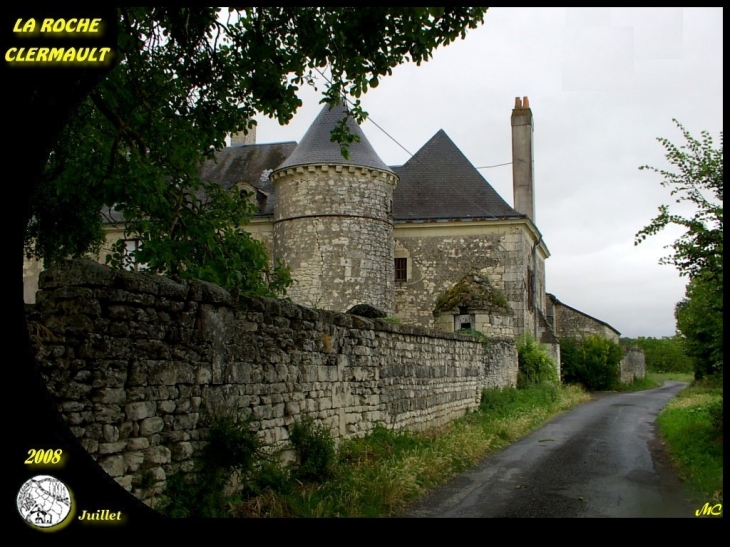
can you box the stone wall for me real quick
[271,165,397,314]
[27,259,517,506]
[393,220,548,336]
[619,347,647,384]
[548,295,620,344]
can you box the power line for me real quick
[476,162,512,169]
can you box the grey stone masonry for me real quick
[619,347,647,384]
[28,259,517,507]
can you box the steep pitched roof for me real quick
[274,103,393,173]
[199,141,297,216]
[392,130,521,221]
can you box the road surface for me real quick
[404,381,697,518]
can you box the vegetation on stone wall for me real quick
[560,335,622,391]
[456,328,490,344]
[433,270,510,315]
[620,335,693,373]
[289,416,337,481]
[159,384,591,518]
[161,413,265,517]
[231,385,588,517]
[515,334,559,388]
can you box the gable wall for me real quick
[552,301,620,344]
[393,220,547,336]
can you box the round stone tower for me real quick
[270,103,398,314]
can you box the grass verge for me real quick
[227,383,589,517]
[655,377,723,505]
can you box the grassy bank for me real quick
[236,384,589,517]
[655,377,723,505]
[609,371,722,506]
[614,371,694,392]
[162,383,590,518]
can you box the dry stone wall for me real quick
[619,347,647,384]
[27,260,517,506]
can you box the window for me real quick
[527,268,535,310]
[122,239,143,272]
[395,258,407,282]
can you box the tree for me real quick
[23,7,489,297]
[635,120,723,283]
[620,335,692,374]
[675,273,723,379]
[560,335,622,391]
[635,120,723,379]
[12,7,488,521]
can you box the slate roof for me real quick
[392,129,522,221]
[103,142,296,224]
[274,103,393,174]
[103,120,524,224]
[199,141,297,216]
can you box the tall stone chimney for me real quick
[230,124,256,146]
[511,96,535,223]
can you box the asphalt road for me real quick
[403,381,698,518]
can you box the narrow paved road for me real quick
[404,381,697,518]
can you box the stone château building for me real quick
[196,97,621,357]
[24,98,621,357]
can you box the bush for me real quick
[561,335,622,391]
[161,413,265,518]
[202,414,264,477]
[479,386,520,414]
[516,334,558,388]
[289,416,336,482]
[707,397,723,442]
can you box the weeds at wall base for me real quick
[159,383,589,518]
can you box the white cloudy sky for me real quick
[253,7,723,339]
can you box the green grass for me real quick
[227,383,590,517]
[651,372,695,383]
[613,372,694,393]
[614,375,661,392]
[655,377,723,505]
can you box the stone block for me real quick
[170,442,194,462]
[98,441,127,455]
[99,455,125,477]
[139,417,165,436]
[126,402,156,421]
[144,446,171,465]
[126,437,149,451]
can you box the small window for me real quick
[527,268,535,310]
[122,239,143,272]
[395,258,407,282]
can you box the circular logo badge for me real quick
[17,475,72,529]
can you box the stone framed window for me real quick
[122,239,144,272]
[395,257,408,282]
[527,268,535,311]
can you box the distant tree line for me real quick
[620,336,693,374]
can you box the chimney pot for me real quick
[514,97,522,108]
[523,96,530,108]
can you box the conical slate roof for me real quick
[274,103,393,173]
[392,129,521,221]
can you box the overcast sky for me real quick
[253,7,723,339]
